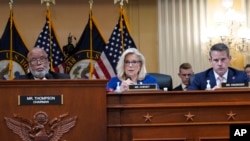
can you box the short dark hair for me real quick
[179,63,192,72]
[244,64,250,70]
[209,43,230,58]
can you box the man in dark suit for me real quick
[173,63,194,91]
[188,43,249,90]
[15,47,70,80]
[244,64,250,78]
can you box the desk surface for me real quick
[107,88,250,141]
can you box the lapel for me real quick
[207,70,217,87]
[227,68,236,82]
[27,73,35,79]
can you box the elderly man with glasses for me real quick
[15,47,70,80]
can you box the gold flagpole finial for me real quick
[114,0,128,7]
[9,0,13,9]
[41,0,55,8]
[89,0,94,9]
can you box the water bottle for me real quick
[206,80,211,90]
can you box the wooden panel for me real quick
[0,79,107,141]
[133,138,187,141]
[107,89,250,141]
[199,137,229,141]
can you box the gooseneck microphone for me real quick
[125,76,131,80]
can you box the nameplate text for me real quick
[221,82,249,88]
[128,84,157,90]
[18,95,63,105]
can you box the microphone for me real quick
[125,76,131,80]
[45,73,53,79]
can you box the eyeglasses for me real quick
[29,57,48,65]
[124,60,141,66]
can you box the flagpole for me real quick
[114,0,128,7]
[114,0,128,52]
[41,0,55,71]
[9,0,14,80]
[89,0,94,79]
[41,0,55,8]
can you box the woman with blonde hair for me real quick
[106,48,159,92]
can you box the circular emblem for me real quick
[69,59,97,79]
[33,111,48,125]
[0,60,26,80]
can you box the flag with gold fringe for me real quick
[65,8,106,79]
[0,9,29,80]
[34,10,66,73]
[93,8,137,79]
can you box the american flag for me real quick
[34,10,65,73]
[65,10,105,79]
[93,8,136,79]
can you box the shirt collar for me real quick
[34,77,47,80]
[181,83,187,89]
[213,69,228,80]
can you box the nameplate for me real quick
[128,84,157,90]
[18,95,63,105]
[221,82,249,88]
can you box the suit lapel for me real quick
[227,69,235,82]
[207,70,217,87]
[27,73,35,79]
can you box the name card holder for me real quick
[128,84,157,91]
[18,95,63,105]
[221,82,249,88]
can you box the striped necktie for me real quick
[217,76,225,86]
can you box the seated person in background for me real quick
[188,43,249,90]
[173,63,194,91]
[106,48,159,92]
[244,64,250,78]
[15,47,70,80]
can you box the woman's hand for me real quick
[120,79,137,91]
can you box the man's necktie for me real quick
[217,76,225,86]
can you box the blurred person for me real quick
[244,64,250,78]
[173,63,194,91]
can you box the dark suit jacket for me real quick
[173,84,184,91]
[187,67,249,90]
[15,71,70,80]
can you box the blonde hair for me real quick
[116,48,147,80]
